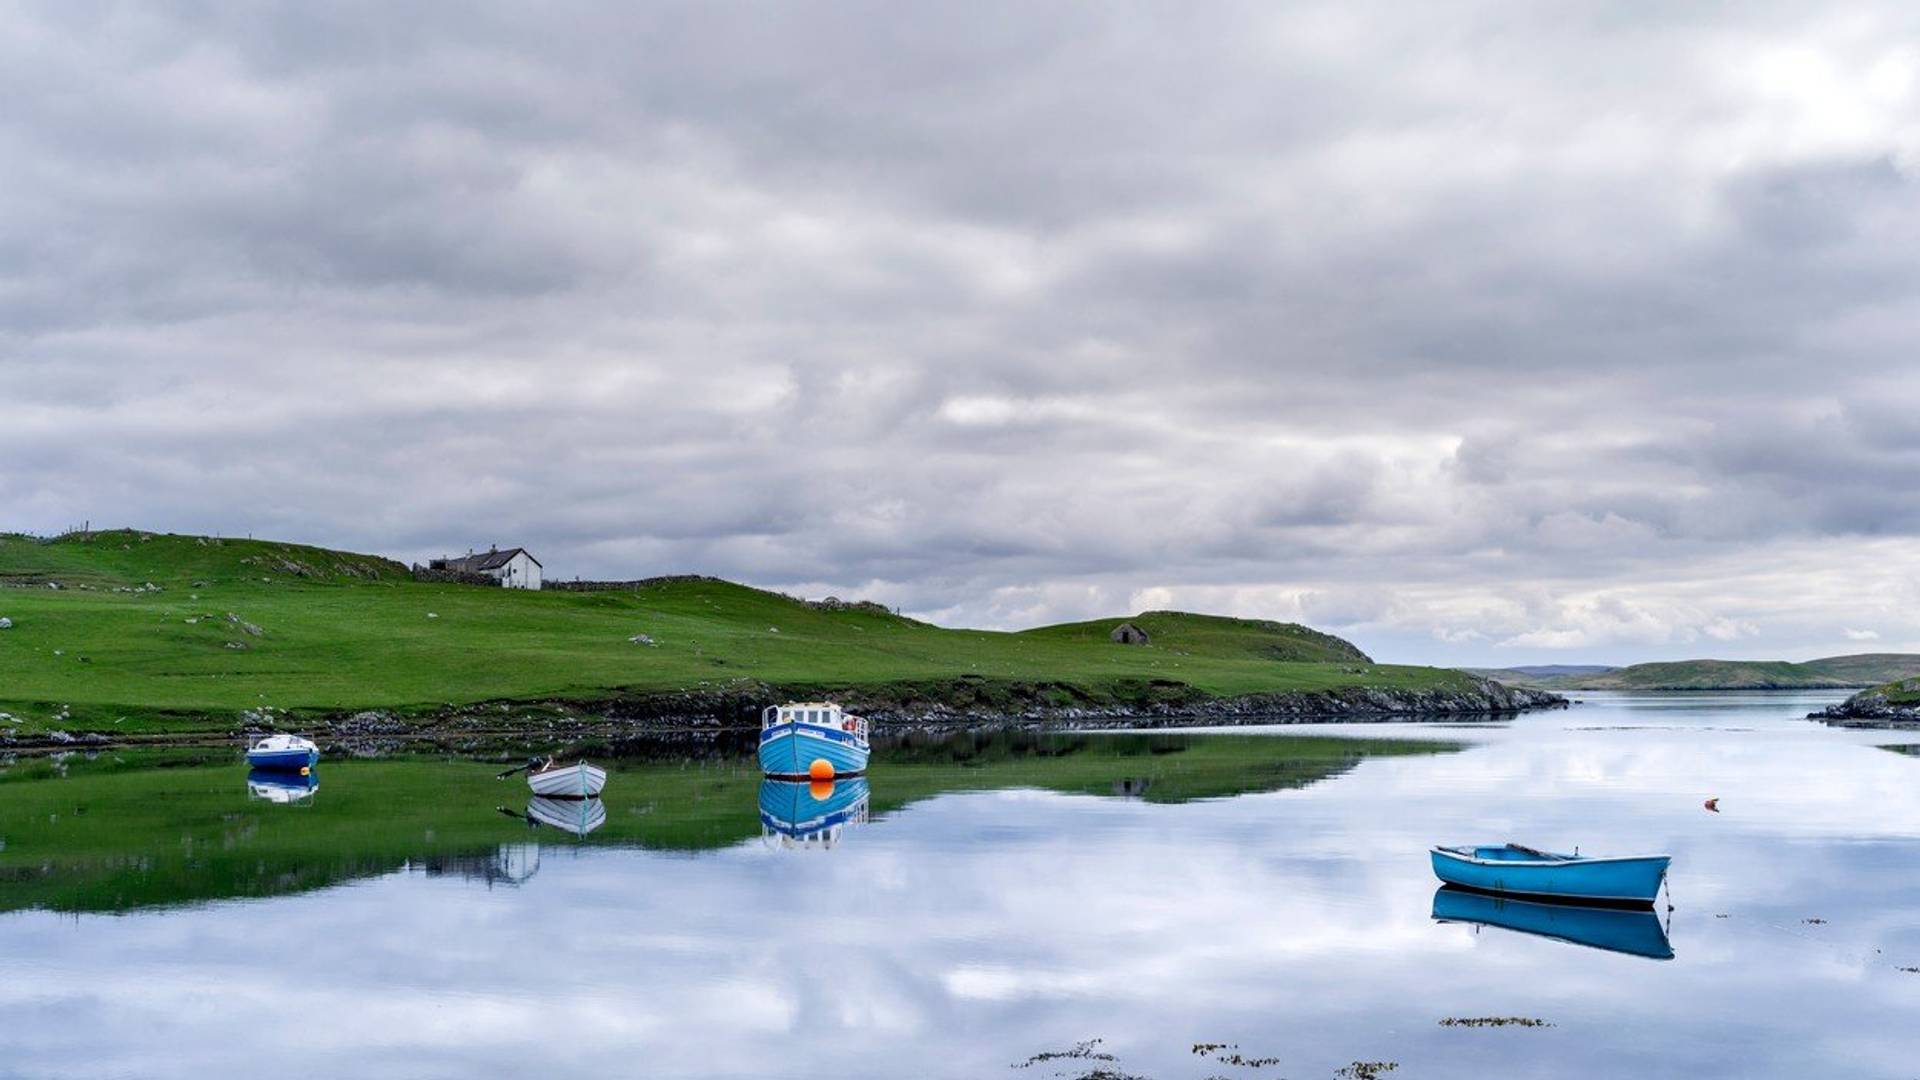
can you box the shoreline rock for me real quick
[1810,680,1920,727]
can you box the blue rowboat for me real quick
[1430,844,1670,905]
[758,777,872,846]
[1432,885,1674,960]
[759,702,869,779]
[246,734,319,772]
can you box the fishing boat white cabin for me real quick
[759,701,870,779]
[246,733,319,772]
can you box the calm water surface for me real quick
[4,691,1919,1079]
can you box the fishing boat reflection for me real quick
[525,796,607,837]
[759,777,870,849]
[246,768,318,805]
[1432,885,1674,960]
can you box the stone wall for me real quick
[410,565,500,587]
[543,574,725,592]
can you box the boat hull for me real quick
[758,723,869,778]
[246,747,318,772]
[1430,846,1669,905]
[527,763,607,798]
[1432,886,1674,960]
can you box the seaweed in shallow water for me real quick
[1439,1016,1553,1028]
[1014,1039,1119,1070]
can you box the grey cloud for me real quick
[6,2,1920,664]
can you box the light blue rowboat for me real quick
[1432,885,1674,960]
[759,702,870,778]
[1430,844,1670,905]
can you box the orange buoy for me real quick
[809,778,836,801]
[808,758,835,781]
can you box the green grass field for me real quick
[0,732,1459,913]
[0,530,1474,731]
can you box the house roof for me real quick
[441,547,541,572]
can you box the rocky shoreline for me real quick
[1809,680,1920,727]
[0,678,1565,756]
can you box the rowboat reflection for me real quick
[759,777,870,849]
[525,796,607,837]
[1432,885,1674,960]
[246,768,318,805]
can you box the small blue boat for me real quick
[246,734,319,772]
[759,702,869,779]
[1430,844,1670,905]
[1432,886,1674,960]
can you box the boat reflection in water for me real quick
[759,777,870,850]
[246,768,318,806]
[525,796,607,837]
[1432,885,1674,961]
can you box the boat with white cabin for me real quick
[246,733,319,772]
[759,701,869,779]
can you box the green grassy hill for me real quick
[1505,654,1920,691]
[0,530,1482,731]
[1020,611,1369,663]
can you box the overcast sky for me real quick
[5,3,1919,666]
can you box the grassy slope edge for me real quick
[0,530,1487,731]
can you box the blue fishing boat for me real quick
[1430,844,1670,905]
[759,702,869,779]
[759,777,871,848]
[246,734,319,772]
[1432,885,1674,960]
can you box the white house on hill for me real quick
[430,546,543,589]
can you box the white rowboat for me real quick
[527,760,607,798]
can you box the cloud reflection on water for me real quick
[1,693,1918,1078]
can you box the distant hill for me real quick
[1464,664,1616,687]
[1485,654,1920,691]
